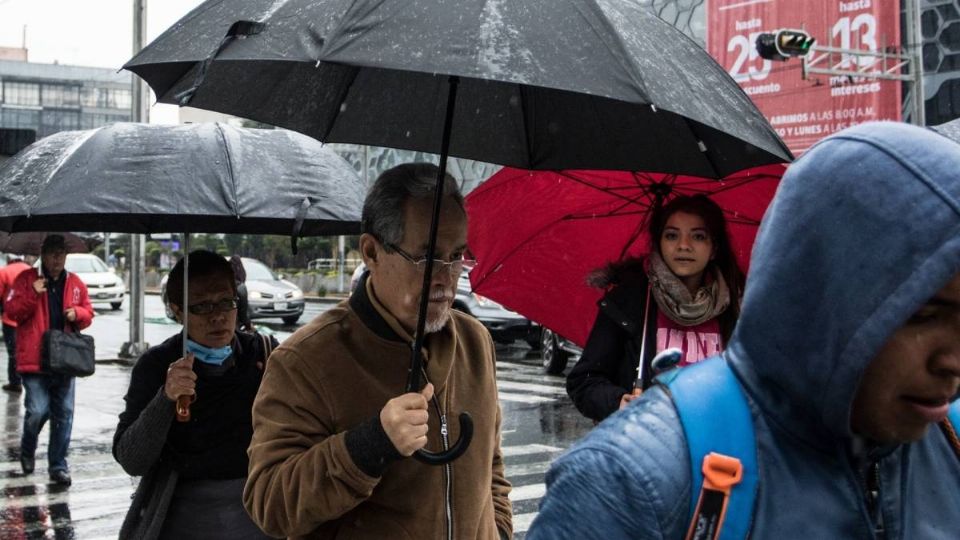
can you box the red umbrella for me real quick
[466,164,785,347]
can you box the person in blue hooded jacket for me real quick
[526,121,960,539]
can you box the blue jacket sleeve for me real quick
[528,386,691,540]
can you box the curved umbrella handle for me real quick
[412,412,474,465]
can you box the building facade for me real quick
[643,0,960,127]
[0,59,132,139]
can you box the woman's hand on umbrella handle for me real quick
[165,353,197,421]
[619,387,643,410]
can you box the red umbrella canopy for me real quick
[466,164,785,347]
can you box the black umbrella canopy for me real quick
[125,0,792,178]
[0,231,98,256]
[0,122,364,236]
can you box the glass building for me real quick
[0,59,132,139]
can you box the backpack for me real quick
[658,357,960,540]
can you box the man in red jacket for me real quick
[4,235,93,486]
[1,255,34,393]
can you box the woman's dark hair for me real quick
[649,194,745,343]
[167,250,236,309]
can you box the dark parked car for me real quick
[538,328,582,375]
[452,272,539,348]
[162,257,305,325]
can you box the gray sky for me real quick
[0,0,206,123]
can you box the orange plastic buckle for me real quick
[701,452,743,495]
[685,453,744,540]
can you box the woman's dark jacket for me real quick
[566,266,657,422]
[113,330,277,539]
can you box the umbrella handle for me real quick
[176,395,193,422]
[413,412,474,465]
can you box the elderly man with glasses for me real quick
[113,249,278,539]
[244,163,513,540]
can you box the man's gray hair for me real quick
[361,163,464,247]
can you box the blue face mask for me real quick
[186,339,234,366]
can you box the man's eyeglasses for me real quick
[187,298,239,316]
[384,243,476,275]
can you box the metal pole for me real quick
[121,0,149,358]
[337,235,345,293]
[906,0,926,126]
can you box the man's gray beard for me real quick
[424,308,451,334]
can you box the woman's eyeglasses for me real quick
[384,243,476,275]
[187,298,239,316]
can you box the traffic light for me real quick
[756,29,816,61]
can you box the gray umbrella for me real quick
[0,122,363,237]
[931,117,960,145]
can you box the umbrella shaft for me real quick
[407,76,460,393]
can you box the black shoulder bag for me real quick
[42,324,95,377]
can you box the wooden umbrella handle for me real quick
[176,395,193,422]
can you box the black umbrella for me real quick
[0,122,365,421]
[0,122,363,238]
[0,231,99,256]
[126,0,793,464]
[125,0,790,178]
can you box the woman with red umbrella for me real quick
[566,195,744,422]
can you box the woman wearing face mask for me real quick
[113,250,278,540]
[566,195,745,423]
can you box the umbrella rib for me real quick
[568,0,652,101]
[556,171,661,206]
[518,86,536,169]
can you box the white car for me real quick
[66,253,125,310]
[161,256,306,325]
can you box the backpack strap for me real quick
[939,400,960,462]
[659,357,758,540]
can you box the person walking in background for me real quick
[0,254,32,393]
[229,255,253,332]
[566,194,744,422]
[113,250,277,539]
[528,122,960,538]
[4,235,94,486]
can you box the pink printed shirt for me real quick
[655,312,722,367]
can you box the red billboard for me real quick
[707,0,901,154]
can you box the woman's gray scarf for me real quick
[647,251,730,326]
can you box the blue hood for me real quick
[727,121,960,446]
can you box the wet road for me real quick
[0,295,594,539]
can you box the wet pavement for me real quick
[0,296,594,539]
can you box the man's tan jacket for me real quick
[244,276,512,539]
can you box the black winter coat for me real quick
[566,267,657,422]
